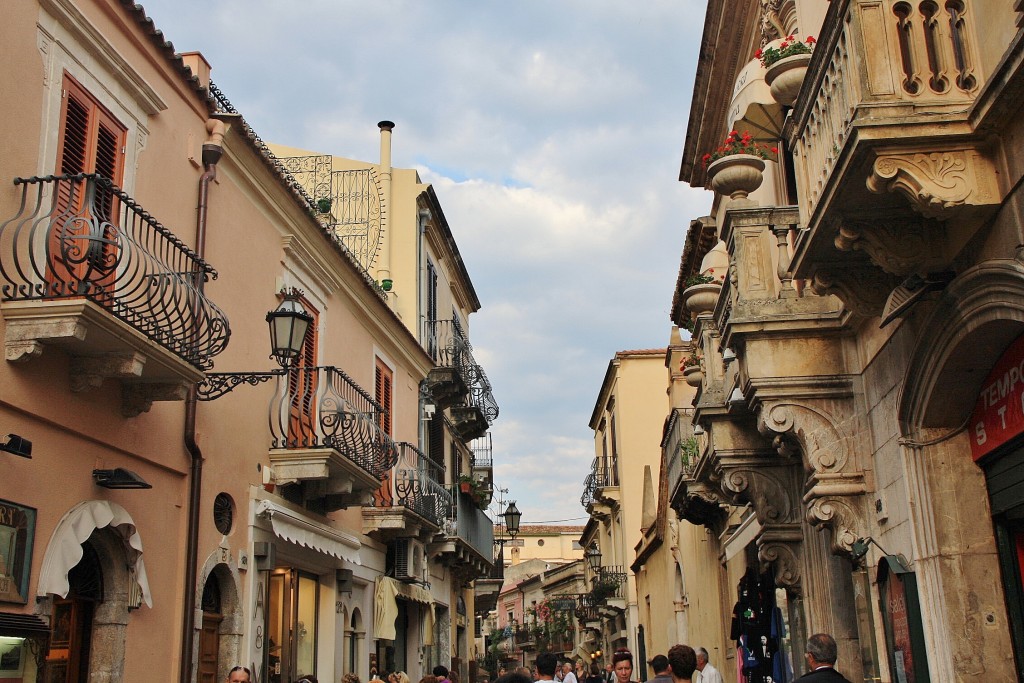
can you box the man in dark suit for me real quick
[795,634,853,682]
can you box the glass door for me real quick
[268,569,320,683]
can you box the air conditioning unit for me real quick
[390,538,424,582]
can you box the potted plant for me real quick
[681,270,723,319]
[702,130,777,200]
[316,197,333,214]
[458,474,475,494]
[681,354,703,387]
[757,35,816,107]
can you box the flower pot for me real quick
[682,281,722,318]
[460,481,472,494]
[764,53,812,107]
[707,154,765,200]
[683,365,703,387]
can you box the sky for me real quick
[140,0,711,526]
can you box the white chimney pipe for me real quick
[377,121,394,290]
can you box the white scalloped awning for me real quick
[37,500,153,608]
[256,500,361,564]
[727,57,783,143]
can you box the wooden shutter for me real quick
[288,298,319,446]
[375,358,393,436]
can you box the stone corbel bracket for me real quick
[833,216,944,277]
[867,147,1000,221]
[759,401,869,556]
[810,266,901,318]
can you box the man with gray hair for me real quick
[795,633,853,682]
[693,649,722,683]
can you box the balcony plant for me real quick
[316,197,332,214]
[682,354,704,387]
[702,130,777,200]
[681,269,724,320]
[757,36,816,106]
[458,474,475,494]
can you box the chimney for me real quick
[179,52,212,91]
[376,121,395,291]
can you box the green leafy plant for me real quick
[680,436,700,465]
[756,35,816,68]
[702,131,778,168]
[685,273,716,287]
[316,197,332,214]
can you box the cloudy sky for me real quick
[141,0,711,526]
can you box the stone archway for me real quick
[896,258,1024,681]
[194,553,244,683]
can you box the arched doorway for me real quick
[348,608,363,678]
[199,574,223,683]
[45,539,103,682]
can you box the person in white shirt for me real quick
[694,649,723,683]
[561,663,578,683]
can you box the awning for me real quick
[256,500,361,564]
[37,500,153,608]
[727,57,783,143]
[0,612,50,636]
[373,576,434,644]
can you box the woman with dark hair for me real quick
[584,662,604,683]
[611,649,635,683]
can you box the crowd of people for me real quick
[223,632,851,683]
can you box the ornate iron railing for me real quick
[423,317,473,373]
[268,365,398,479]
[0,174,230,368]
[370,442,452,526]
[276,155,385,272]
[573,592,601,623]
[467,363,500,424]
[663,408,697,490]
[592,566,628,601]
[208,82,388,300]
[580,471,597,509]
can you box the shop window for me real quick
[268,569,319,683]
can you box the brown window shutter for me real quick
[375,358,393,436]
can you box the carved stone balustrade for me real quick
[787,0,1009,321]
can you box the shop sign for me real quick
[0,499,36,604]
[877,556,929,683]
[970,334,1024,460]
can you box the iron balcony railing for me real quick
[276,154,385,273]
[592,565,628,601]
[269,365,398,479]
[467,363,500,424]
[471,432,493,468]
[573,592,601,623]
[370,442,452,527]
[423,317,474,376]
[663,407,697,490]
[0,174,230,368]
[580,472,596,509]
[447,486,495,560]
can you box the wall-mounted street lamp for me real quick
[1,433,32,458]
[502,500,521,540]
[93,468,152,489]
[586,542,602,573]
[198,289,312,400]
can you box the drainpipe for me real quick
[376,121,394,292]
[180,117,226,683]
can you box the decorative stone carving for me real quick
[810,267,899,317]
[760,0,785,45]
[70,353,146,393]
[867,149,999,220]
[758,401,869,557]
[721,466,795,525]
[834,217,941,277]
[758,531,802,590]
[122,382,190,418]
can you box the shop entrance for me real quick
[985,444,1024,673]
[267,569,320,683]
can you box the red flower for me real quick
[754,48,763,58]
[770,147,779,154]
[787,35,796,41]
[806,36,816,43]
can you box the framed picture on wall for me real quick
[0,636,26,676]
[0,498,36,604]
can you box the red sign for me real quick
[970,333,1024,460]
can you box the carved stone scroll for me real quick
[867,149,999,220]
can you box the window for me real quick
[51,73,127,293]
[375,358,393,436]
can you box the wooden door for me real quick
[198,612,223,683]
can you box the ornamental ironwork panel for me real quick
[422,317,473,373]
[268,365,398,478]
[580,472,596,509]
[369,441,453,526]
[0,174,230,368]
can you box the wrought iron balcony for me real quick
[422,317,473,406]
[429,485,495,579]
[580,454,619,512]
[664,408,698,509]
[592,565,628,602]
[266,365,398,510]
[276,154,385,274]
[366,442,452,534]
[580,472,596,510]
[0,174,230,413]
[471,432,493,469]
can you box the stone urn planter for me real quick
[707,154,765,200]
[765,53,812,107]
[681,281,722,318]
[683,364,704,387]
